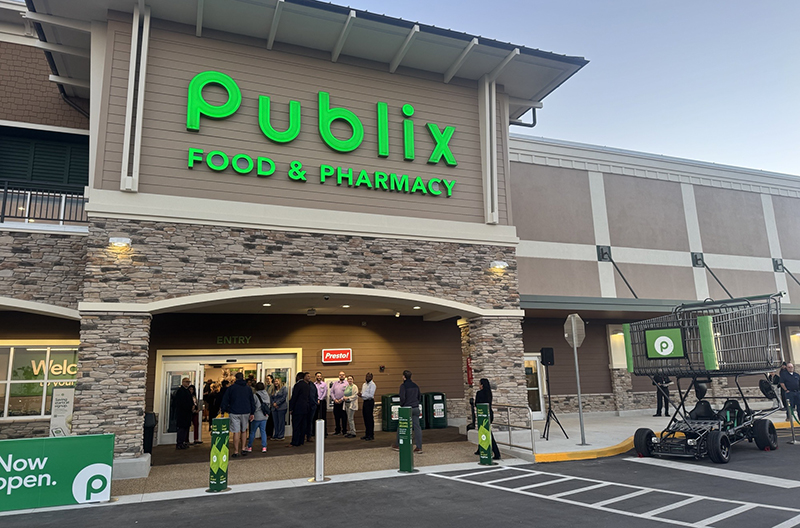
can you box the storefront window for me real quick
[0,344,79,419]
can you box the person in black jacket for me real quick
[289,372,312,446]
[474,378,501,460]
[172,377,194,450]
[653,374,673,417]
[397,370,423,453]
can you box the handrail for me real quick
[0,182,87,225]
[490,403,536,459]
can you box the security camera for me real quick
[323,295,330,301]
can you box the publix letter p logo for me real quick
[654,336,674,356]
[72,463,112,504]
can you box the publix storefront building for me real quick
[2,0,800,480]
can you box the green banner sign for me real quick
[645,328,685,359]
[397,407,414,473]
[208,417,230,492]
[0,434,114,512]
[476,403,493,466]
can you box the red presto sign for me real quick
[322,348,352,363]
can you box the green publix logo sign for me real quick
[186,71,457,198]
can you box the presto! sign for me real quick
[322,348,352,363]
[185,71,458,198]
[0,434,114,512]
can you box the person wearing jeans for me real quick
[271,377,288,440]
[246,382,270,453]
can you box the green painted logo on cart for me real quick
[645,328,685,359]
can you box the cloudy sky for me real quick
[349,0,799,176]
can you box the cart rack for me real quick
[624,293,784,378]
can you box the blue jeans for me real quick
[247,419,267,448]
[273,409,286,439]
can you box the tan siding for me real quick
[695,187,770,257]
[518,257,602,297]
[0,42,88,129]
[510,163,595,244]
[102,23,492,224]
[522,319,612,395]
[773,196,800,260]
[146,314,463,412]
[705,269,777,299]
[612,263,696,300]
[605,174,689,251]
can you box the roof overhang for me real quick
[23,0,587,112]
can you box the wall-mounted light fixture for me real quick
[262,303,271,307]
[307,308,317,316]
[109,237,131,249]
[395,311,400,318]
[612,330,624,336]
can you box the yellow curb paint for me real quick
[535,420,795,463]
[535,438,634,463]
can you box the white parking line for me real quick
[484,472,543,485]
[429,466,800,528]
[626,457,800,488]
[642,496,703,517]
[696,504,756,526]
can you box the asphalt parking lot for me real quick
[5,429,799,528]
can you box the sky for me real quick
[347,0,800,176]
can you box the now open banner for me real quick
[0,434,114,512]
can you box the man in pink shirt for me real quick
[313,371,329,437]
[330,371,348,435]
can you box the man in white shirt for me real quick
[360,372,377,440]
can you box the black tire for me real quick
[634,428,656,457]
[707,430,731,464]
[753,419,778,451]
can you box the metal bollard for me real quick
[790,404,797,445]
[309,419,330,482]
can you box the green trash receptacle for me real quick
[381,394,401,432]
[418,401,426,430]
[424,392,447,428]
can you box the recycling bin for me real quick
[424,392,447,428]
[381,393,401,432]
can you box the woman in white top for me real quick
[343,375,359,438]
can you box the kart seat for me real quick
[759,378,777,400]
[718,399,744,427]
[688,400,716,420]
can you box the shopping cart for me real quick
[624,293,786,463]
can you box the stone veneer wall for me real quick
[468,317,527,425]
[0,231,85,308]
[71,312,151,457]
[0,420,50,440]
[79,218,519,455]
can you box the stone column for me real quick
[468,315,527,426]
[457,319,474,424]
[610,369,634,412]
[72,312,151,458]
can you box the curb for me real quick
[534,420,798,463]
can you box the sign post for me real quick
[397,407,415,473]
[208,417,230,492]
[564,313,589,446]
[0,434,114,512]
[477,403,495,466]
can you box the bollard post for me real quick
[477,403,495,466]
[790,403,797,445]
[207,417,231,492]
[309,419,330,482]
[398,406,416,473]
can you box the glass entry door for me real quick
[160,362,202,446]
[525,356,545,420]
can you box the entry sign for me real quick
[564,314,586,348]
[208,417,230,492]
[322,348,352,363]
[0,434,114,512]
[477,403,494,466]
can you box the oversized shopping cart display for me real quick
[623,293,784,377]
[624,293,786,464]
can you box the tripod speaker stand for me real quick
[541,363,568,440]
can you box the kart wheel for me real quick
[708,430,731,464]
[634,428,656,457]
[753,419,778,451]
